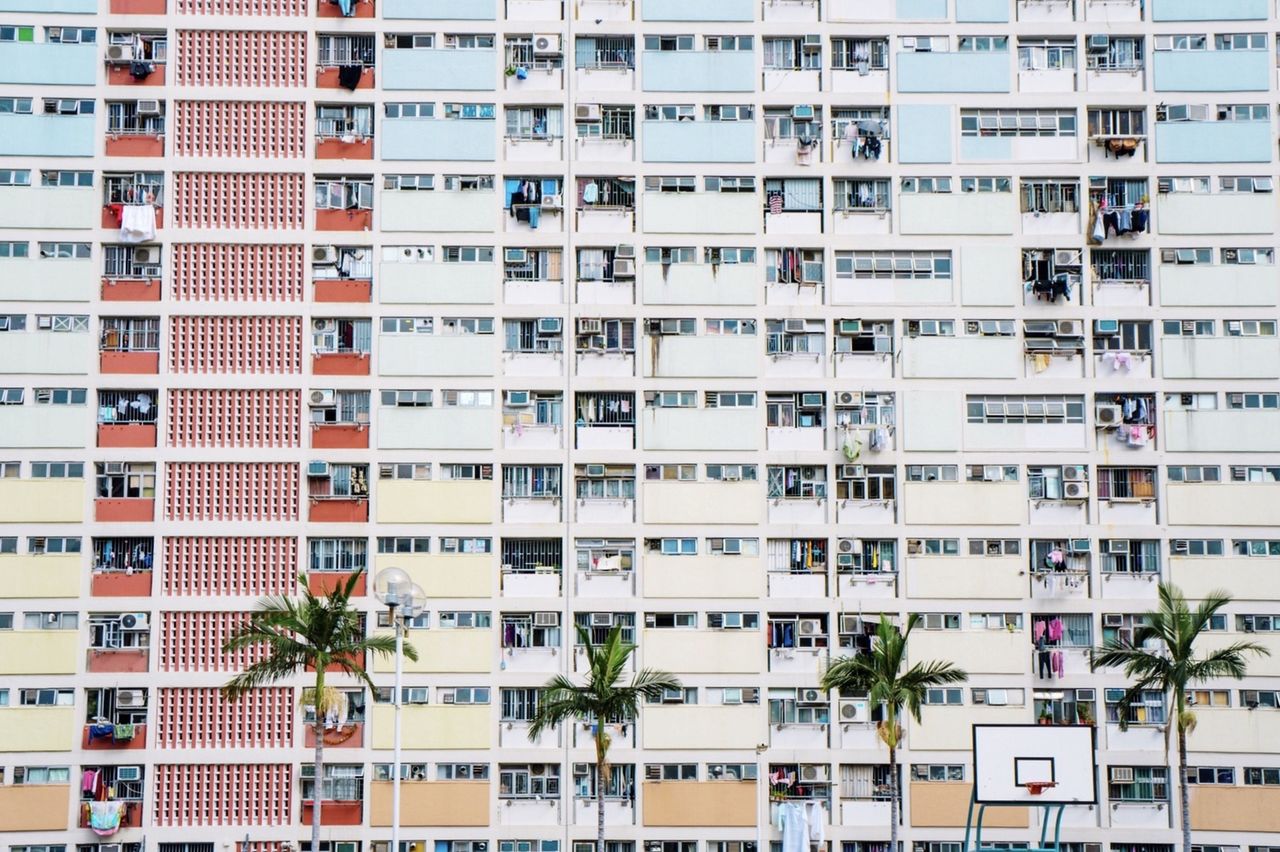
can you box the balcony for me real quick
[371,704,490,749]
[1153,51,1269,92]
[642,334,757,377]
[644,552,763,598]
[0,405,87,449]
[376,480,493,524]
[0,554,78,599]
[903,482,1023,525]
[82,721,147,751]
[313,352,370,376]
[642,481,758,524]
[0,706,75,752]
[383,0,496,15]
[0,479,84,524]
[371,781,489,826]
[643,781,756,826]
[642,121,755,162]
[375,551,492,598]
[641,407,757,451]
[381,189,496,233]
[91,570,153,597]
[642,192,758,234]
[379,334,496,377]
[643,629,763,673]
[0,185,96,230]
[906,556,1024,599]
[384,48,496,90]
[378,407,493,450]
[0,42,96,86]
[382,118,497,161]
[312,423,369,450]
[640,0,753,20]
[300,800,362,826]
[1161,336,1280,379]
[1155,120,1273,163]
[1167,482,1280,527]
[0,114,94,157]
[319,0,376,15]
[896,51,1011,93]
[308,496,369,523]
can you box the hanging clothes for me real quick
[89,801,125,836]
[1047,617,1064,642]
[776,801,809,852]
[768,192,784,215]
[806,801,825,845]
[337,64,363,90]
[581,181,599,204]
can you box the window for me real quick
[300,764,364,802]
[385,33,435,49]
[922,688,962,705]
[1233,540,1280,557]
[706,612,760,629]
[0,241,28,258]
[917,613,961,630]
[911,765,964,782]
[1218,103,1269,122]
[901,176,952,194]
[0,97,33,114]
[15,767,72,784]
[575,468,636,501]
[32,388,85,406]
[906,467,958,484]
[575,35,634,69]
[966,465,1019,483]
[957,36,1008,52]
[506,105,564,139]
[961,109,1076,138]
[767,465,827,499]
[967,395,1086,424]
[438,688,490,705]
[961,177,1012,193]
[1186,767,1234,785]
[645,462,695,479]
[1105,689,1166,725]
[1223,248,1275,265]
[1229,466,1280,482]
[317,33,375,66]
[19,688,74,706]
[1154,34,1208,51]
[0,169,30,186]
[972,688,1025,706]
[439,465,493,482]
[769,688,831,724]
[40,98,94,115]
[26,612,78,630]
[501,688,540,722]
[1099,540,1160,574]
[1166,465,1221,483]
[308,538,367,573]
[573,763,635,800]
[500,764,560,797]
[831,37,887,70]
[1215,33,1266,50]
[647,537,696,556]
[27,537,81,555]
[1169,538,1224,556]
[315,178,373,211]
[763,36,821,71]
[834,178,891,212]
[765,177,821,213]
[645,612,696,629]
[1018,38,1076,70]
[1108,766,1169,801]
[837,250,952,280]
[644,105,695,122]
[575,538,635,571]
[705,465,757,482]
[501,538,561,573]
[0,25,34,42]
[1245,768,1280,785]
[31,461,83,479]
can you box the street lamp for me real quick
[374,568,425,852]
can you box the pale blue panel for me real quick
[0,115,94,157]
[956,0,1009,22]
[895,0,946,19]
[896,52,1010,93]
[382,49,496,91]
[0,0,95,9]
[381,119,496,161]
[641,0,754,20]
[1153,51,1270,92]
[1155,122,1274,163]
[641,51,756,93]
[383,0,496,18]
[641,121,756,163]
[896,105,952,163]
[0,44,97,86]
[960,136,1012,161]
[1152,0,1267,20]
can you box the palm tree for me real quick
[1093,582,1268,852]
[528,624,680,852]
[222,571,415,852]
[819,614,967,852]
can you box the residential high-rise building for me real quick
[1,1,1279,852]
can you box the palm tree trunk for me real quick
[1178,725,1191,852]
[596,729,607,852]
[888,745,899,852]
[312,667,325,852]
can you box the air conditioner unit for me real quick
[1089,34,1111,50]
[133,246,159,265]
[590,613,613,627]
[798,618,822,636]
[836,391,863,406]
[577,318,602,335]
[1108,540,1130,554]
[537,317,562,334]
[136,99,161,116]
[839,614,862,634]
[1109,767,1134,783]
[576,104,602,122]
[115,689,146,708]
[116,766,143,782]
[105,44,135,63]
[534,612,559,627]
[840,464,865,479]
[838,319,862,335]
[533,34,562,55]
[120,612,149,630]
[313,245,338,265]
[310,389,336,407]
[505,248,528,264]
[1173,540,1189,554]
[615,244,635,259]
[1096,403,1122,426]
[1063,465,1087,481]
[785,319,807,334]
[662,688,685,703]
[800,393,823,408]
[799,688,824,704]
[507,390,531,407]
[307,461,331,477]
[1094,319,1120,335]
[541,194,562,209]
[1057,320,1084,337]
[1054,250,1082,268]
[1064,481,1089,500]
[1103,613,1124,627]
[722,539,742,554]
[802,35,822,48]
[585,463,606,478]
[312,319,337,333]
[613,258,635,277]
[791,105,816,120]
[839,699,868,723]
[799,765,829,782]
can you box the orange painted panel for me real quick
[316,66,375,90]
[98,424,158,448]
[311,424,369,449]
[101,278,162,302]
[91,571,154,597]
[316,138,373,160]
[314,279,372,303]
[95,498,156,523]
[309,499,369,523]
[107,63,167,86]
[316,208,373,231]
[83,724,148,751]
[312,353,370,376]
[87,649,150,674]
[106,136,165,158]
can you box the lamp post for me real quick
[374,567,425,852]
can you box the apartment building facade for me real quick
[1,0,1280,851]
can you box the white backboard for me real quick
[972,724,1098,804]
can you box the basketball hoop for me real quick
[1022,781,1058,796]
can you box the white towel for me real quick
[119,204,157,244]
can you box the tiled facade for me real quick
[1,1,1280,852]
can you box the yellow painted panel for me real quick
[371,704,490,749]
[1190,785,1280,832]
[644,554,763,598]
[642,781,756,826]
[643,705,764,750]
[0,631,77,675]
[370,781,490,826]
[376,480,493,524]
[371,629,491,674]
[643,630,764,674]
[909,783,1027,828]
[0,706,76,752]
[910,630,1026,675]
[642,482,759,525]
[0,554,80,598]
[0,480,84,524]
[907,557,1024,599]
[0,784,70,831]
[374,553,492,598]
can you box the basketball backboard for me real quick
[972,724,1098,805]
